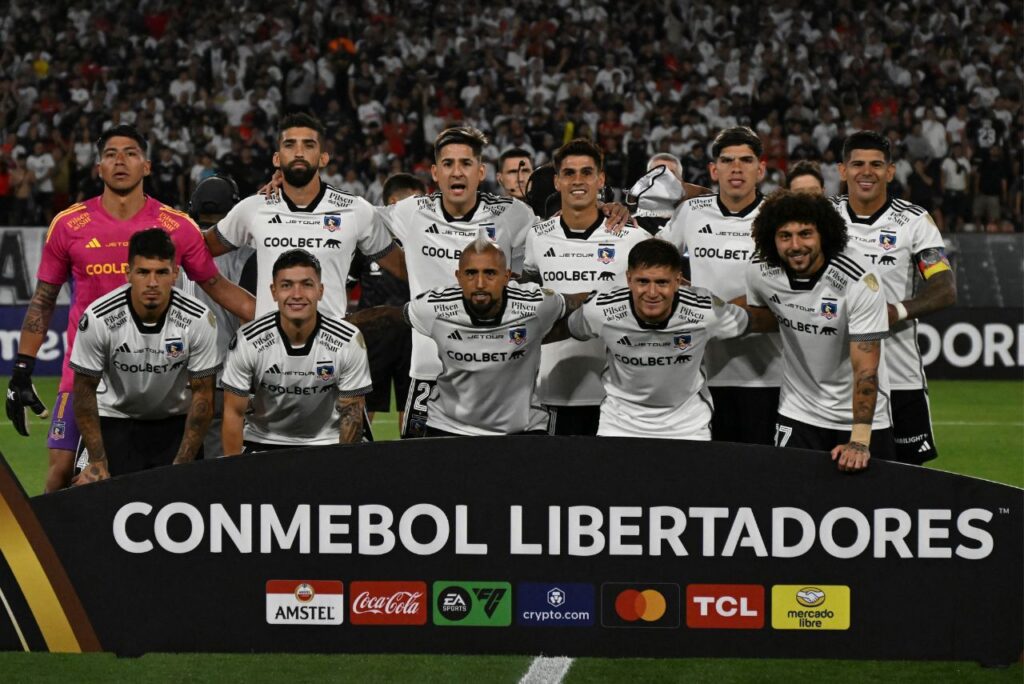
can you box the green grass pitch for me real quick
[1,378,1021,682]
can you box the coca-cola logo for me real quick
[352,590,424,615]
[349,581,428,626]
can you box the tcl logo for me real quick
[349,581,427,626]
[686,584,764,629]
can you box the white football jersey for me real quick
[831,196,946,390]
[403,282,564,435]
[214,184,395,318]
[523,216,650,406]
[658,194,782,388]
[568,285,750,439]
[69,284,220,419]
[746,251,892,431]
[220,312,372,445]
[381,191,534,380]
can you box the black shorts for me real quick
[547,405,600,436]
[363,324,412,413]
[710,386,780,445]
[74,415,202,477]
[242,440,307,454]
[890,388,938,464]
[773,414,897,461]
[401,379,436,439]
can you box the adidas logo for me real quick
[447,330,463,340]
[85,238,102,248]
[268,214,283,224]
[918,440,931,453]
[617,335,632,346]
[426,224,440,234]
[544,248,557,258]
[264,364,281,374]
[115,342,131,353]
[698,224,713,235]
[770,294,781,303]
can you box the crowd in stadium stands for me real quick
[0,0,1019,231]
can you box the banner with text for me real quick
[0,438,1020,663]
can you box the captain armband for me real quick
[916,248,951,279]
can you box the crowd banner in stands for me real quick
[0,438,1020,663]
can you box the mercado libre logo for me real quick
[600,583,680,629]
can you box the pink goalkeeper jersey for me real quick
[36,196,220,391]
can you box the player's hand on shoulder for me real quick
[830,441,870,473]
[258,170,284,199]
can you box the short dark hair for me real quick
[272,249,321,280]
[97,125,148,155]
[278,112,326,144]
[382,173,426,204]
[842,130,891,163]
[434,126,487,160]
[785,160,824,189]
[751,191,848,269]
[128,228,175,264]
[627,239,680,272]
[712,126,762,158]
[498,148,533,171]
[553,138,604,171]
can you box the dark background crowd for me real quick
[0,0,1020,232]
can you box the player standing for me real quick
[6,125,254,492]
[833,131,956,463]
[746,191,894,471]
[221,250,372,453]
[522,138,649,435]
[496,148,534,201]
[70,229,220,484]
[658,126,782,445]
[204,112,405,319]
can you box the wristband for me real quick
[13,353,35,374]
[894,302,908,322]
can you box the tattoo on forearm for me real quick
[23,282,60,336]
[852,368,879,425]
[73,376,106,463]
[906,270,955,319]
[175,394,213,463]
[345,306,404,334]
[337,397,364,444]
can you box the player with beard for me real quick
[6,124,254,492]
[403,233,578,436]
[204,112,405,320]
[831,131,955,464]
[746,191,894,471]
[657,126,782,446]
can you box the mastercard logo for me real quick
[614,589,667,622]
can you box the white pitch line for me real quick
[519,656,574,684]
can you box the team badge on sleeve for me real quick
[165,338,185,358]
[78,314,89,331]
[596,244,615,264]
[673,334,692,351]
[879,230,896,250]
[323,215,341,231]
[316,362,335,381]
[819,298,839,320]
[862,273,880,292]
[509,327,527,345]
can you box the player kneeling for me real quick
[548,239,776,440]
[221,250,372,454]
[70,229,221,485]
